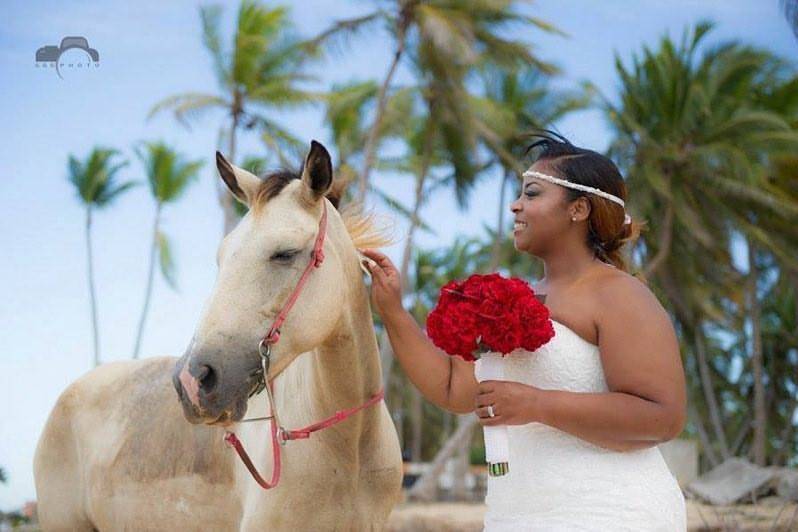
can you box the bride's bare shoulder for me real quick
[594,266,651,298]
[591,266,668,325]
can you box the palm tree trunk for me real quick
[410,383,424,462]
[693,325,732,459]
[731,415,752,456]
[221,110,241,236]
[747,240,767,465]
[357,22,409,204]
[451,433,471,500]
[689,402,720,469]
[401,155,432,464]
[86,207,100,367]
[658,269,731,462]
[132,204,162,359]
[407,414,477,501]
[487,169,511,271]
[773,394,798,465]
[399,167,428,282]
[380,132,433,384]
[642,203,674,278]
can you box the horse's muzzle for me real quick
[172,353,251,425]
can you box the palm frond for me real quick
[199,4,231,88]
[156,230,177,289]
[306,11,386,57]
[67,148,133,208]
[135,141,202,204]
[147,93,229,128]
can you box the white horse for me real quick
[34,141,403,530]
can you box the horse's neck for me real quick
[248,288,382,429]
[312,295,383,407]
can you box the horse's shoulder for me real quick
[70,357,236,486]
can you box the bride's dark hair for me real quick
[524,130,645,276]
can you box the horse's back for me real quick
[34,357,240,531]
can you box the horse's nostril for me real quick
[197,364,217,393]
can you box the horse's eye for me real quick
[270,249,300,262]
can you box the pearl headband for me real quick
[523,169,632,225]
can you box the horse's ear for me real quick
[216,151,261,206]
[301,140,333,202]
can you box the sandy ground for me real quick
[387,498,798,531]
[11,497,796,530]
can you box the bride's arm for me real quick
[383,308,478,413]
[360,248,478,414]
[534,390,683,452]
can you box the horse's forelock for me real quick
[250,169,301,214]
[248,169,394,249]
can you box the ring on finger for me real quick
[487,405,495,418]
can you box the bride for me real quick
[360,132,687,530]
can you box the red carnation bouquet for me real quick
[426,273,554,361]
[426,273,555,476]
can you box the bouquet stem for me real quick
[475,352,510,477]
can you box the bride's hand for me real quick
[359,248,404,320]
[475,380,542,426]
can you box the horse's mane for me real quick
[338,202,396,250]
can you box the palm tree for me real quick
[314,0,561,203]
[323,79,414,207]
[603,21,798,464]
[67,148,133,367]
[759,267,798,465]
[386,111,450,463]
[325,80,379,191]
[131,142,203,359]
[149,1,316,235]
[738,68,798,464]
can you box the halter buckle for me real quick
[277,426,290,446]
[258,338,272,376]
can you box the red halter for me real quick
[223,201,385,490]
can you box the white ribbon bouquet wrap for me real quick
[474,351,511,477]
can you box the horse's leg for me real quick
[34,388,95,531]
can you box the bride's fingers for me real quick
[475,393,496,409]
[479,416,503,427]
[361,254,387,277]
[360,249,398,273]
[474,395,496,409]
[359,248,386,263]
[363,256,388,280]
[476,405,498,418]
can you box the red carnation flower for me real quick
[426,273,555,361]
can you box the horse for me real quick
[34,140,403,530]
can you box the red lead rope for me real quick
[223,388,385,490]
[222,201,385,489]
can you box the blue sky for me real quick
[1,0,795,511]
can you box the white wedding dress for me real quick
[480,319,686,531]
